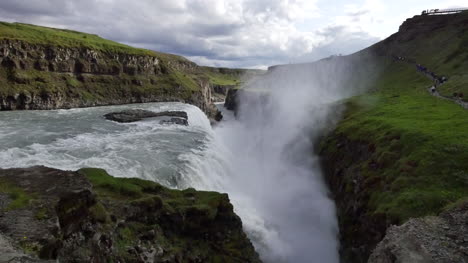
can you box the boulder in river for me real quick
[104,109,188,124]
[159,117,188,126]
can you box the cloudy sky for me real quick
[0,0,466,68]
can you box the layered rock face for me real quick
[320,135,390,262]
[0,40,168,75]
[224,88,239,112]
[0,166,261,263]
[0,39,217,118]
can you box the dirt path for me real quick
[393,55,468,110]
[427,86,468,109]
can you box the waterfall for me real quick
[0,64,349,262]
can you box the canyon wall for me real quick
[0,39,218,118]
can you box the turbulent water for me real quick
[0,102,276,258]
[0,68,345,262]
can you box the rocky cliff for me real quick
[0,166,261,263]
[0,22,240,119]
[320,134,393,262]
[0,39,217,118]
[224,88,239,112]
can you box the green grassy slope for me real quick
[0,21,252,111]
[327,11,468,222]
[319,12,468,261]
[325,60,468,221]
[373,12,468,99]
[0,22,188,62]
[0,22,254,85]
[200,66,265,87]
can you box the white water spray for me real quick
[212,60,365,262]
[0,56,368,262]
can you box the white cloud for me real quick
[0,0,459,68]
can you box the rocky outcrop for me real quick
[0,39,219,119]
[211,85,235,102]
[320,135,394,263]
[104,109,188,124]
[0,40,170,75]
[0,166,261,263]
[369,201,468,263]
[224,88,239,112]
[0,234,42,263]
[212,85,235,96]
[192,78,218,119]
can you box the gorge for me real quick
[1,9,468,263]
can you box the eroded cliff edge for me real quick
[0,39,219,118]
[0,166,261,263]
[0,22,260,119]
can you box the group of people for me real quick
[415,64,448,85]
[390,55,468,101]
[392,55,450,91]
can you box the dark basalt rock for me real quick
[0,166,262,263]
[159,117,188,126]
[104,109,188,124]
[224,88,239,112]
[214,110,223,121]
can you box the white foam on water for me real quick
[0,98,341,263]
[0,102,279,258]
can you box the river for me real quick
[0,96,340,262]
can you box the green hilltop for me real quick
[0,22,187,62]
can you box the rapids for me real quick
[0,98,340,263]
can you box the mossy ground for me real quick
[77,168,255,262]
[79,167,225,217]
[0,167,258,262]
[0,178,33,210]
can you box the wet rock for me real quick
[214,110,223,121]
[212,85,234,96]
[104,109,188,124]
[159,117,188,126]
[224,88,239,112]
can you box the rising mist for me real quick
[215,56,375,263]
